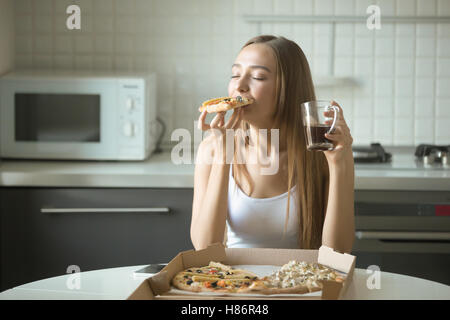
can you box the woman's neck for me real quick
[248,124,287,154]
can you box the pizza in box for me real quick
[171,260,346,295]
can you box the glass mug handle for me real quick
[326,105,339,134]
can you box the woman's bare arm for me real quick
[321,101,355,254]
[191,108,243,250]
[190,135,230,250]
[321,153,355,253]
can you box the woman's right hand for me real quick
[197,107,243,163]
[197,107,243,134]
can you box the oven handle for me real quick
[355,231,450,241]
[41,207,170,214]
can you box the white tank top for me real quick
[226,164,300,249]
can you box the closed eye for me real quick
[231,75,265,80]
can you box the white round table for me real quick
[0,266,448,300]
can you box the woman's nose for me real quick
[236,77,249,93]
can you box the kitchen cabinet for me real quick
[353,190,450,285]
[0,188,194,291]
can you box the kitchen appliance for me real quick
[353,143,392,163]
[415,144,449,166]
[0,70,157,161]
[352,143,450,285]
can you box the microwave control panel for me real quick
[116,74,156,160]
[117,80,146,153]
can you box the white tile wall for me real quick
[12,0,450,146]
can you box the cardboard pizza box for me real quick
[127,243,356,300]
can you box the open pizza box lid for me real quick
[127,243,356,300]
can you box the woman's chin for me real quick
[242,103,253,112]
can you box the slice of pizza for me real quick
[198,96,254,113]
[237,260,346,295]
[171,261,259,294]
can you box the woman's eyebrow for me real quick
[231,63,271,73]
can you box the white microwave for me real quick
[0,70,157,161]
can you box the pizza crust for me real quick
[239,284,310,295]
[236,279,321,295]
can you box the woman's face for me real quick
[228,43,277,128]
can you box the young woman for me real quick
[191,35,355,253]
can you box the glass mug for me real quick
[301,100,339,151]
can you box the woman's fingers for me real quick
[326,133,353,147]
[325,117,348,129]
[325,127,353,145]
[198,107,243,133]
[210,111,225,128]
[331,100,343,117]
[325,131,342,140]
[225,108,243,129]
[231,108,244,128]
[324,101,345,124]
[324,110,346,124]
[198,110,210,130]
[224,108,238,128]
[327,124,351,137]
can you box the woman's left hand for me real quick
[323,100,354,167]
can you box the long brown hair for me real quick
[232,35,330,249]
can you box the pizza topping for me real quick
[263,260,343,289]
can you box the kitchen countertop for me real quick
[0,147,449,190]
[0,265,449,300]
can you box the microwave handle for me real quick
[41,207,170,214]
[355,231,450,241]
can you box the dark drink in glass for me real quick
[301,100,339,152]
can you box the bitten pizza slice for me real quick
[198,96,254,113]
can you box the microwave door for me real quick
[1,80,117,160]
[15,93,101,143]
